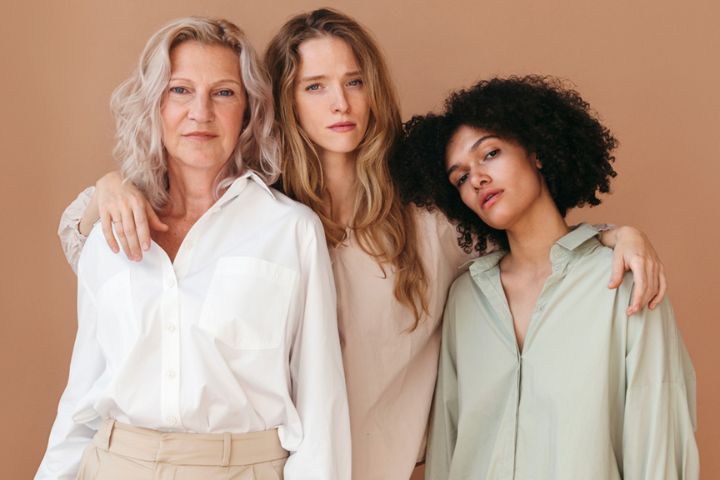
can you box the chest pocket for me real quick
[198,257,298,350]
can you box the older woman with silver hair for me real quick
[36,17,350,480]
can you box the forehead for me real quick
[445,125,495,165]
[169,41,241,80]
[297,36,359,75]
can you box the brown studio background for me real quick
[2,0,718,478]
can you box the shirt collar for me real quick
[213,170,276,211]
[468,223,600,276]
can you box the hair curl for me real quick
[392,75,618,253]
[112,16,278,210]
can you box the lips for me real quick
[328,121,356,133]
[481,189,503,209]
[183,131,217,140]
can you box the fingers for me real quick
[132,202,152,252]
[607,253,626,289]
[99,208,120,254]
[111,209,132,260]
[147,205,169,233]
[120,207,143,261]
[649,264,668,309]
[627,260,646,316]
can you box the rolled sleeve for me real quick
[57,187,94,274]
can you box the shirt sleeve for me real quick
[57,186,95,274]
[424,289,460,479]
[283,217,351,480]
[35,275,105,479]
[623,296,699,480]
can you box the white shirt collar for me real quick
[214,170,276,211]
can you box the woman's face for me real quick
[294,36,370,159]
[445,125,547,230]
[161,41,246,171]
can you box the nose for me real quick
[188,93,214,123]
[331,86,350,113]
[469,164,490,190]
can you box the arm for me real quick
[623,296,699,479]
[597,225,667,315]
[283,218,351,480]
[425,299,459,479]
[35,277,105,479]
[58,187,95,274]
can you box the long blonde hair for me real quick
[111,17,278,209]
[266,8,428,326]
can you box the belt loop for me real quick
[96,419,116,451]
[221,432,232,467]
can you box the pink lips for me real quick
[481,190,503,210]
[183,131,217,141]
[328,121,356,133]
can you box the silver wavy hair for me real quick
[111,17,279,209]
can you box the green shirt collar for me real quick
[468,223,600,275]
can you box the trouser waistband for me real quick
[93,419,289,466]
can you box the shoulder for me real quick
[409,203,475,267]
[77,224,131,287]
[268,187,323,225]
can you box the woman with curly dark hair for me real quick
[398,76,699,480]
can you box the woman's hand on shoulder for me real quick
[600,225,667,316]
[96,171,168,261]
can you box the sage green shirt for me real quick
[426,224,698,480]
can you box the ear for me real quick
[531,153,542,169]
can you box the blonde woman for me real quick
[39,17,350,480]
[58,9,666,479]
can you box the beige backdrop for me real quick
[2,0,718,478]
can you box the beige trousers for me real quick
[76,420,289,480]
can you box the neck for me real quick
[320,149,357,226]
[502,194,570,273]
[164,159,225,221]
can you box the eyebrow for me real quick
[446,135,499,175]
[169,77,243,86]
[299,70,362,82]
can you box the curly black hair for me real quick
[391,75,618,253]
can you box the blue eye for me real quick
[169,86,188,94]
[306,83,321,92]
[216,89,234,97]
[347,78,363,87]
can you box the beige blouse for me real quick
[59,189,473,480]
[330,205,472,479]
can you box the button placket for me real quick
[160,265,182,429]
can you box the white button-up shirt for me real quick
[37,172,351,480]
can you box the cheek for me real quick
[353,94,371,121]
[459,188,477,211]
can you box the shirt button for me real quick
[166,370,177,379]
[166,323,177,333]
[166,415,178,425]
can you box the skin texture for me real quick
[151,41,246,261]
[294,36,370,225]
[161,42,246,175]
[445,127,546,230]
[446,126,571,348]
[294,36,369,163]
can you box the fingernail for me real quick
[143,242,150,250]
